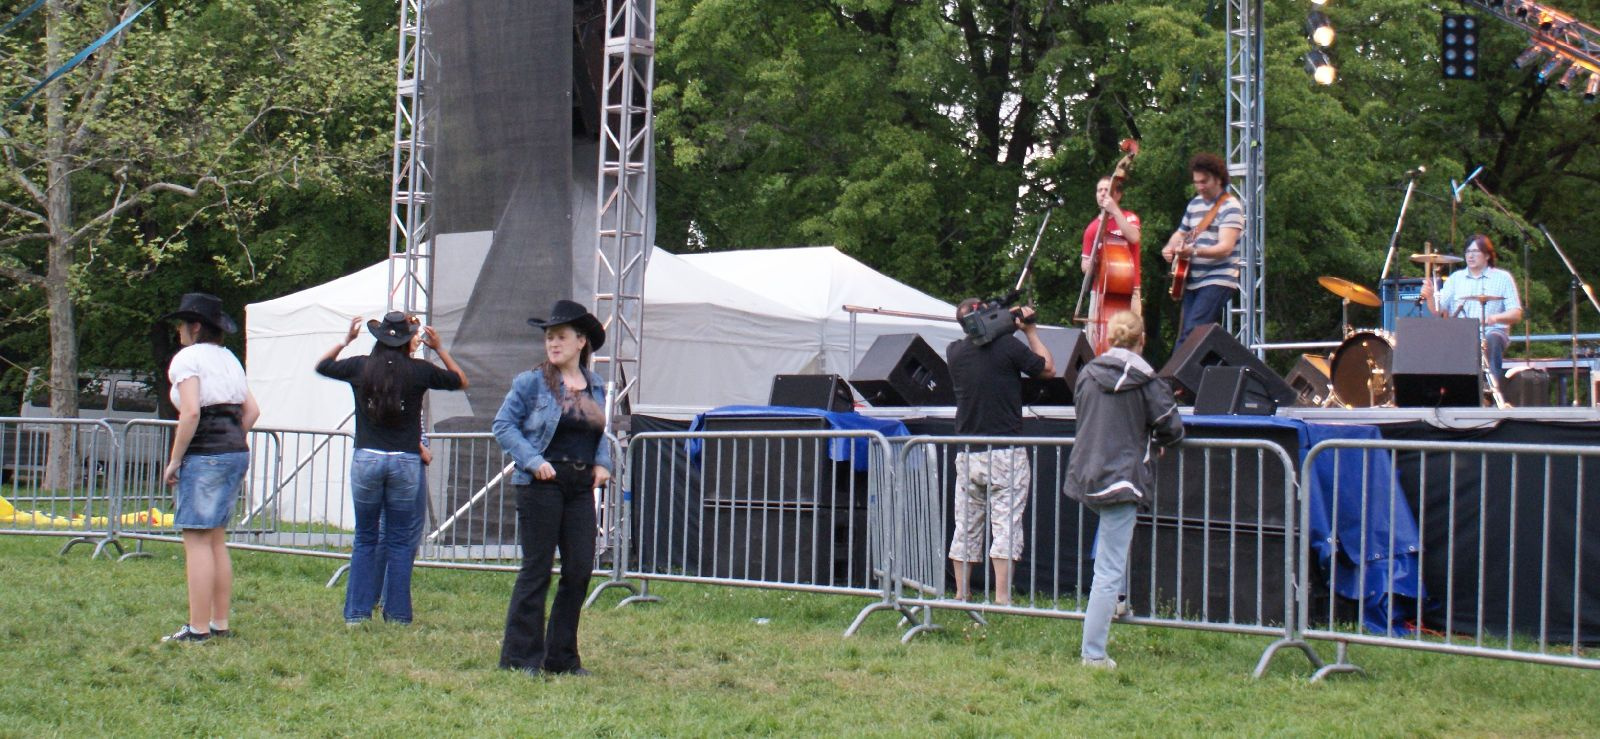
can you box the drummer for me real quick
[1420,234,1522,382]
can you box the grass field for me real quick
[0,535,1595,737]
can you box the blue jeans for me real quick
[1178,285,1237,348]
[374,472,428,606]
[345,449,423,623]
[1083,503,1138,661]
[1485,330,1509,383]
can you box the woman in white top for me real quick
[159,293,261,643]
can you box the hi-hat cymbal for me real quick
[1410,252,1464,266]
[1317,275,1382,307]
[1461,294,1504,304]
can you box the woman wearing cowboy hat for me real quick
[316,311,468,625]
[494,299,613,677]
[160,293,262,643]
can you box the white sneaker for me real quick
[1081,656,1118,670]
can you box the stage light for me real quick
[1441,15,1481,80]
[1305,49,1337,85]
[1309,0,1328,6]
[1308,11,1335,47]
[1558,63,1581,89]
[1514,1,1531,20]
[1512,44,1544,69]
[1539,11,1556,31]
[1586,72,1600,102]
[1538,55,1566,83]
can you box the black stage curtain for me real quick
[1379,420,1600,645]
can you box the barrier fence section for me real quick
[0,417,122,557]
[612,429,905,633]
[892,435,1317,668]
[1296,438,1600,679]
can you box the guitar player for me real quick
[1161,152,1244,348]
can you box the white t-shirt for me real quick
[168,343,249,408]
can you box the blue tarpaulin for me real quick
[688,405,911,472]
[1188,415,1425,635]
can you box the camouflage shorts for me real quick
[949,446,1031,562]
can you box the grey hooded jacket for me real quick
[1063,347,1184,510]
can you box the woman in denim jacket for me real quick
[494,300,613,677]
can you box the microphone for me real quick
[1405,165,1427,178]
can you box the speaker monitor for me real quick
[848,333,955,406]
[1392,317,1481,407]
[1501,367,1551,407]
[769,374,854,412]
[1158,323,1296,407]
[1380,278,1432,333]
[1020,327,1095,405]
[1285,353,1333,407]
[1194,366,1278,415]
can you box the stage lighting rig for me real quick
[1306,49,1338,84]
[1586,72,1600,101]
[1461,0,1600,100]
[1309,11,1336,47]
[1442,14,1481,79]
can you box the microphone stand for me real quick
[1537,224,1600,406]
[1379,173,1423,283]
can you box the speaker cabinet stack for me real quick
[848,334,955,406]
[1158,324,1296,409]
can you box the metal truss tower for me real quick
[1226,0,1267,355]
[387,0,433,317]
[592,0,656,423]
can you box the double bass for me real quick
[1074,139,1140,355]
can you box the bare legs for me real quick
[950,557,1014,605]
[181,527,231,632]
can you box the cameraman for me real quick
[945,298,1054,605]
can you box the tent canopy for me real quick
[246,246,966,430]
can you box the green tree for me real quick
[0,0,390,483]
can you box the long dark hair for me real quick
[540,333,593,395]
[359,342,412,427]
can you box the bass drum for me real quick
[1329,330,1395,407]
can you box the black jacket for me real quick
[1064,347,1184,510]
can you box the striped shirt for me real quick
[1435,266,1521,336]
[1179,193,1245,291]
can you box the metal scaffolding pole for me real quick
[387,0,433,317]
[1226,0,1267,355]
[592,0,655,427]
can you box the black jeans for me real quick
[499,463,596,672]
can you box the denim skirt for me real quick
[174,451,250,530]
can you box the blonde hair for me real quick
[1106,311,1144,349]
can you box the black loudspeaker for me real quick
[1194,366,1278,415]
[848,334,955,406]
[1393,317,1482,407]
[698,503,869,588]
[769,374,854,412]
[1502,367,1552,407]
[1285,353,1333,407]
[699,416,865,508]
[1158,324,1296,406]
[1020,327,1095,405]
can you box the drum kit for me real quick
[1313,252,1505,408]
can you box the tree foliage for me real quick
[655,0,1600,365]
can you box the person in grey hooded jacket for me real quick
[1064,311,1183,668]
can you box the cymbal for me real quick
[1462,294,1504,304]
[1317,275,1382,307]
[1410,252,1464,266]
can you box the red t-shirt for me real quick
[1081,211,1142,286]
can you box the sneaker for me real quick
[1081,656,1118,670]
[208,623,232,638]
[161,624,211,643]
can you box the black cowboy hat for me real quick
[160,292,238,334]
[527,299,605,351]
[366,311,419,348]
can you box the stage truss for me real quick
[386,0,432,317]
[1227,0,1268,356]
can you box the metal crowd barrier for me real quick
[0,417,122,558]
[892,435,1315,667]
[1286,438,1600,679]
[610,429,905,634]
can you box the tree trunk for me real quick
[43,0,81,492]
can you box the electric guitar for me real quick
[1168,192,1231,301]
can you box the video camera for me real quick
[958,290,1037,346]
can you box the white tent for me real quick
[242,246,969,525]
[247,246,965,429]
